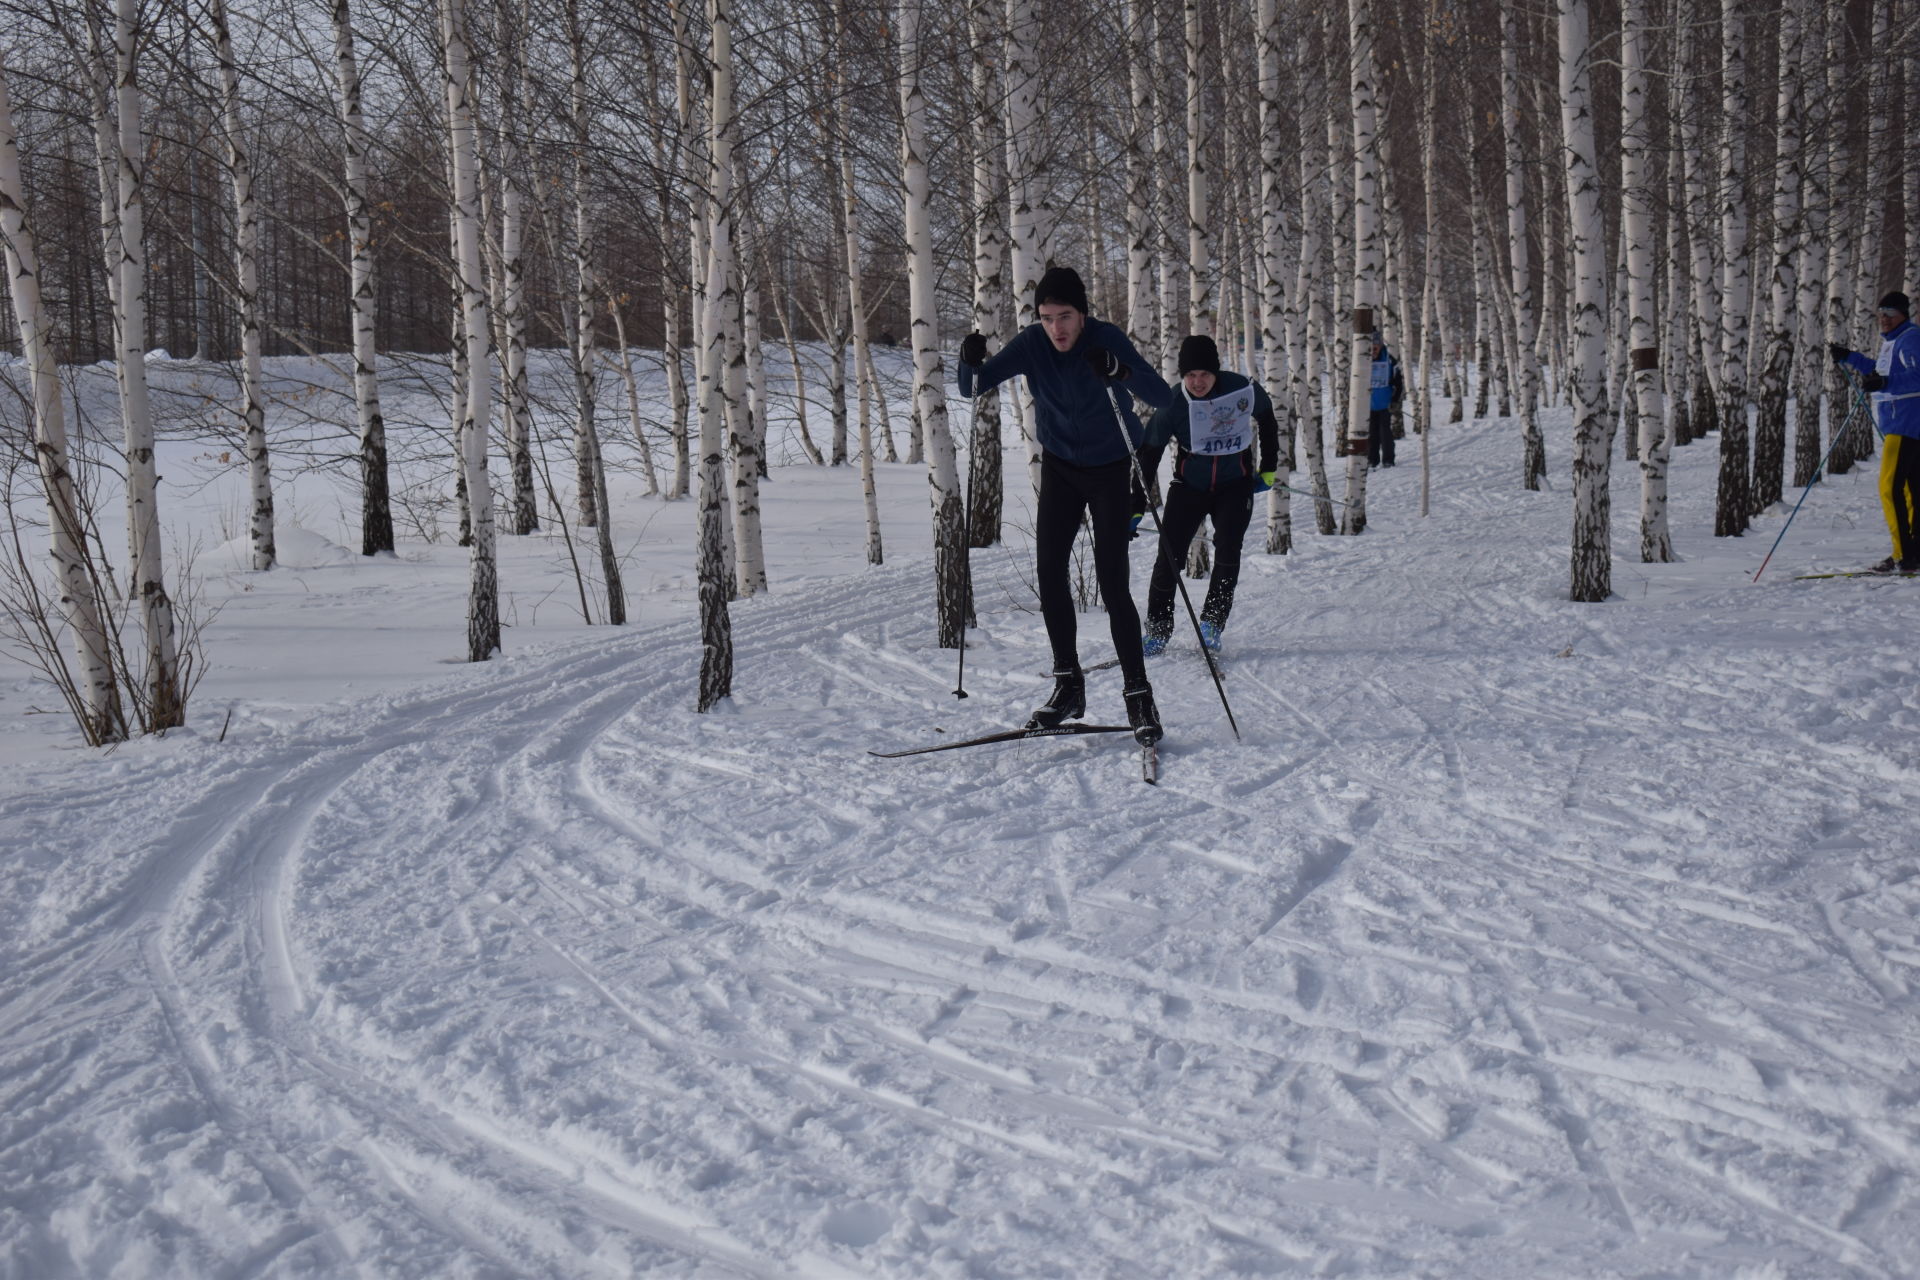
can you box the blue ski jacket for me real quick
[1844,319,1920,439]
[957,319,1172,466]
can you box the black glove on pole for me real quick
[960,332,988,366]
[1828,342,1852,365]
[1083,345,1126,381]
[1861,372,1889,392]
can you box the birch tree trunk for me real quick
[1679,0,1721,452]
[1005,0,1047,494]
[1623,0,1669,561]
[1823,5,1857,476]
[1185,0,1210,335]
[732,208,768,595]
[1751,0,1802,515]
[969,0,1006,547]
[567,0,623,621]
[1502,0,1546,489]
[899,0,970,648]
[0,66,124,744]
[1295,141,1335,534]
[1258,0,1291,552]
[1414,0,1438,517]
[608,299,661,493]
[329,0,392,555]
[1715,0,1753,536]
[696,0,737,709]
[1340,0,1380,534]
[498,0,537,534]
[1790,0,1826,488]
[442,0,500,660]
[1561,0,1611,600]
[1124,0,1154,350]
[112,0,184,727]
[210,0,273,571]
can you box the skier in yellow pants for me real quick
[1831,290,1920,574]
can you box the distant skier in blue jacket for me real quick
[1830,290,1920,574]
[956,266,1174,742]
[1365,331,1404,469]
[1133,335,1279,656]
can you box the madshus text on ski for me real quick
[943,266,1282,769]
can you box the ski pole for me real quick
[1275,482,1360,511]
[954,385,980,699]
[1105,385,1240,741]
[1751,368,1866,583]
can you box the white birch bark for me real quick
[1005,0,1047,493]
[1715,0,1753,535]
[442,0,500,660]
[566,0,623,620]
[1258,0,1291,552]
[1124,0,1154,347]
[1823,7,1859,475]
[899,0,969,648]
[1295,141,1334,535]
[0,66,123,744]
[1678,0,1720,450]
[1790,0,1826,487]
[608,299,661,493]
[1623,0,1669,561]
[112,0,183,727]
[1185,0,1210,335]
[696,0,737,708]
[1751,0,1802,514]
[732,202,768,596]
[1414,0,1437,517]
[1501,0,1546,488]
[499,0,537,534]
[968,0,1006,547]
[209,0,273,571]
[329,0,392,555]
[1340,0,1379,534]
[1560,0,1611,600]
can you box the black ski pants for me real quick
[1366,408,1395,466]
[1146,476,1255,638]
[1035,451,1147,686]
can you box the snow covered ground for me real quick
[3,347,1917,1278]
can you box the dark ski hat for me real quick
[1035,265,1089,315]
[1880,291,1912,317]
[1177,334,1220,375]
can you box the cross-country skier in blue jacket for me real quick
[1830,290,1920,574]
[956,266,1174,743]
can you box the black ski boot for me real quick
[1028,667,1086,729]
[1123,682,1163,746]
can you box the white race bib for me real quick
[1187,387,1256,456]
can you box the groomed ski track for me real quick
[5,418,1920,1278]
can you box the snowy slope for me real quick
[2,352,1918,1278]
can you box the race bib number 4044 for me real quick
[1189,390,1255,455]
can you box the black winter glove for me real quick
[959,332,988,366]
[1828,342,1852,365]
[1861,372,1889,392]
[1082,345,1127,382]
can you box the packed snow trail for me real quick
[6,409,1920,1277]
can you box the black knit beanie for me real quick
[1880,291,1912,318]
[1177,335,1220,375]
[1035,266,1089,315]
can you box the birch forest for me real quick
[2,0,1917,731]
